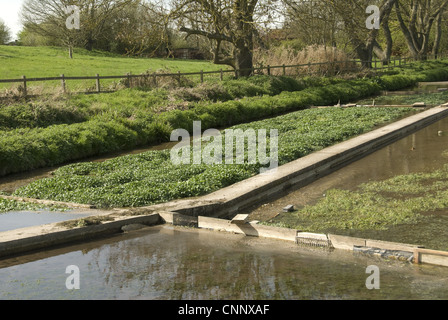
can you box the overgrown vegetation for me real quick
[1,60,448,177]
[265,161,448,251]
[0,197,67,214]
[13,107,413,208]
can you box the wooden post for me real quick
[153,73,157,87]
[61,74,66,93]
[267,65,271,76]
[22,75,27,98]
[283,64,286,76]
[126,73,131,88]
[220,69,223,81]
[96,74,101,93]
[200,70,204,83]
[413,249,420,264]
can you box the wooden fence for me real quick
[0,55,438,98]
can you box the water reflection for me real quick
[1,225,448,300]
[0,211,91,232]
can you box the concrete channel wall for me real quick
[2,105,448,268]
[2,209,448,268]
[165,212,448,268]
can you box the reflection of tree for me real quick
[85,229,372,299]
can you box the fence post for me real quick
[200,70,204,83]
[220,69,223,81]
[283,64,286,76]
[126,73,131,88]
[267,65,271,76]
[61,74,66,93]
[22,75,27,98]
[96,74,101,93]
[153,73,157,88]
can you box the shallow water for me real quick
[1,225,448,300]
[0,210,91,233]
[246,111,448,250]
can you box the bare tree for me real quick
[395,0,448,60]
[169,0,278,76]
[20,0,134,56]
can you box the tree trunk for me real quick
[85,37,94,51]
[234,38,253,77]
[356,45,373,68]
[432,12,443,58]
[395,0,448,60]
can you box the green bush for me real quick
[2,60,448,177]
[13,107,413,208]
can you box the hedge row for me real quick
[1,61,448,176]
[14,107,413,208]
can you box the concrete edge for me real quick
[0,210,162,258]
[2,210,448,268]
[192,215,448,268]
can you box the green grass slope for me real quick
[0,46,220,84]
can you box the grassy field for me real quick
[0,46,223,90]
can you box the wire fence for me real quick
[0,54,444,99]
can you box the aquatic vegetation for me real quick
[13,107,413,208]
[267,163,448,234]
[0,198,67,214]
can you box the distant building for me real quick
[6,40,19,46]
[173,48,205,60]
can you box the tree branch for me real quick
[179,26,233,43]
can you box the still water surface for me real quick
[1,225,448,300]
